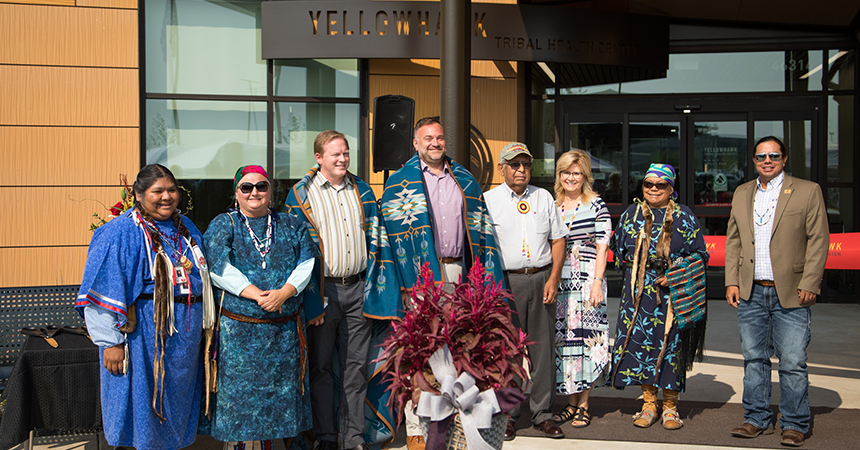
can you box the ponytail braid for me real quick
[136,205,165,253]
[171,210,197,248]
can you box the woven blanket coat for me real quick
[284,166,401,448]
[285,166,401,321]
[380,154,505,290]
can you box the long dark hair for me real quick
[133,164,177,204]
[132,164,196,247]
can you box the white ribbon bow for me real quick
[415,345,501,450]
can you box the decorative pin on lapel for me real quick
[784,189,792,194]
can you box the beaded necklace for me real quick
[141,216,192,270]
[238,210,273,269]
[753,195,778,226]
[560,196,583,265]
[560,195,582,232]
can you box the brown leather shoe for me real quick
[781,429,805,447]
[406,435,425,450]
[731,422,774,438]
[533,419,565,439]
[504,419,516,441]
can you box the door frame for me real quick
[561,95,823,217]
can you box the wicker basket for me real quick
[419,412,508,450]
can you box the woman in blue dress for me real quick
[610,164,708,430]
[76,164,215,450]
[201,165,318,446]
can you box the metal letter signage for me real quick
[262,1,668,69]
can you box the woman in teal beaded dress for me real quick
[201,165,319,446]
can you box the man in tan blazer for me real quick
[725,136,829,447]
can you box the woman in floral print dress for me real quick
[551,150,612,428]
[609,163,708,430]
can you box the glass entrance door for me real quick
[565,107,816,220]
[564,99,822,298]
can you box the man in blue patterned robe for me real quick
[380,117,505,450]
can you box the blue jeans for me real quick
[737,283,812,433]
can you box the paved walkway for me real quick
[15,299,860,450]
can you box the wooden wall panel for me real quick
[369,59,517,79]
[0,127,138,186]
[0,1,74,6]
[370,75,441,120]
[471,78,517,139]
[0,3,137,67]
[0,246,87,288]
[0,187,125,247]
[77,0,137,9]
[0,66,138,127]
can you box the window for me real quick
[144,0,362,231]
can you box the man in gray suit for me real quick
[725,136,829,447]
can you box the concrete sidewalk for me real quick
[15,299,860,450]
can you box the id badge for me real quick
[175,266,191,295]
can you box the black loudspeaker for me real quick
[373,95,415,172]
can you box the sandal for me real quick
[571,406,591,428]
[662,409,684,430]
[633,408,659,428]
[552,404,577,425]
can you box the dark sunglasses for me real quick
[507,161,532,170]
[643,180,670,190]
[238,181,270,194]
[753,152,782,162]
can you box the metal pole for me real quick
[440,0,470,170]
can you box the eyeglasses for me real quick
[506,162,532,170]
[643,180,670,190]
[560,170,584,178]
[238,181,270,194]
[753,152,782,162]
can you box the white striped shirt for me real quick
[306,172,367,278]
[753,171,785,281]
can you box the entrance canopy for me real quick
[261,1,669,69]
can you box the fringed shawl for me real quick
[667,252,708,371]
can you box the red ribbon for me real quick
[608,232,859,270]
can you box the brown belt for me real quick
[505,264,552,275]
[219,306,306,394]
[325,270,366,286]
[440,257,463,264]
[754,280,776,287]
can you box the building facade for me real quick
[1,0,857,301]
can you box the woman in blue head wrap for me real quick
[609,164,709,430]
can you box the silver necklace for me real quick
[753,195,778,226]
[239,211,273,268]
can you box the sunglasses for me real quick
[754,152,782,162]
[238,181,270,194]
[643,180,670,190]
[507,162,532,170]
